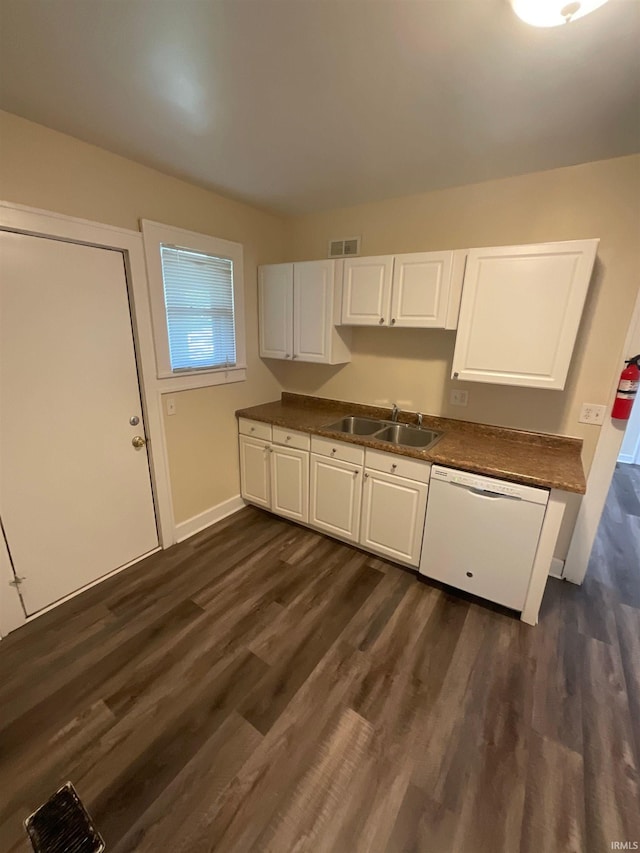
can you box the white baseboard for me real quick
[175,495,245,543]
[549,557,565,579]
[618,453,635,465]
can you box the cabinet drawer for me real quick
[238,418,272,441]
[272,426,311,451]
[311,435,365,466]
[365,448,431,483]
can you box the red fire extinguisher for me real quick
[612,354,640,420]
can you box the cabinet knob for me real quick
[285,354,291,359]
[292,354,297,359]
[331,448,337,455]
[453,371,459,378]
[353,469,359,476]
[466,571,473,578]
[285,435,291,441]
[391,463,397,471]
[390,318,396,325]
[379,317,384,325]
[364,472,369,479]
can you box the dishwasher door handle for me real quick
[467,486,521,501]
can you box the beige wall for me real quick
[0,110,286,523]
[2,109,639,559]
[272,154,640,557]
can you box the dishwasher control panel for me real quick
[430,466,549,505]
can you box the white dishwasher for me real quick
[419,466,549,611]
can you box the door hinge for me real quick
[9,575,25,587]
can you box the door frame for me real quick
[0,201,175,635]
[564,281,640,583]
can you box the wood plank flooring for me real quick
[0,467,639,852]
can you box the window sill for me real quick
[156,366,247,392]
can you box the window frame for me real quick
[141,219,246,390]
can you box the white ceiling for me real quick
[1,0,639,215]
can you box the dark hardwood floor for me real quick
[1,467,639,852]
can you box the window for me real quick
[142,220,246,390]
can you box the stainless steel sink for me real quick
[322,416,384,435]
[322,415,443,450]
[375,424,442,449]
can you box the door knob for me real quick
[132,435,147,448]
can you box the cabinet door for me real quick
[341,255,394,326]
[270,445,309,523]
[391,251,453,328]
[239,435,271,508]
[293,260,333,363]
[309,453,362,543]
[451,240,598,389]
[259,264,293,360]
[360,469,428,566]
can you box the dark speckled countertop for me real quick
[236,393,586,494]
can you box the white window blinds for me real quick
[160,245,236,372]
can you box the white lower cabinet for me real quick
[239,435,271,508]
[240,425,429,565]
[270,445,309,523]
[309,453,363,543]
[360,469,428,567]
[239,423,309,522]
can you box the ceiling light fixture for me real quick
[510,0,609,27]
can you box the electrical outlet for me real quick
[166,397,176,416]
[450,390,469,407]
[579,403,606,425]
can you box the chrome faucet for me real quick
[391,404,399,422]
[417,412,423,427]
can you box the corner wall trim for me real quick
[175,496,245,543]
[549,557,565,579]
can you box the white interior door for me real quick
[0,231,159,615]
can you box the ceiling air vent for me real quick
[328,237,360,258]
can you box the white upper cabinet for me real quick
[391,252,453,328]
[259,263,293,360]
[341,250,465,329]
[259,260,351,364]
[341,255,394,326]
[451,240,599,390]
